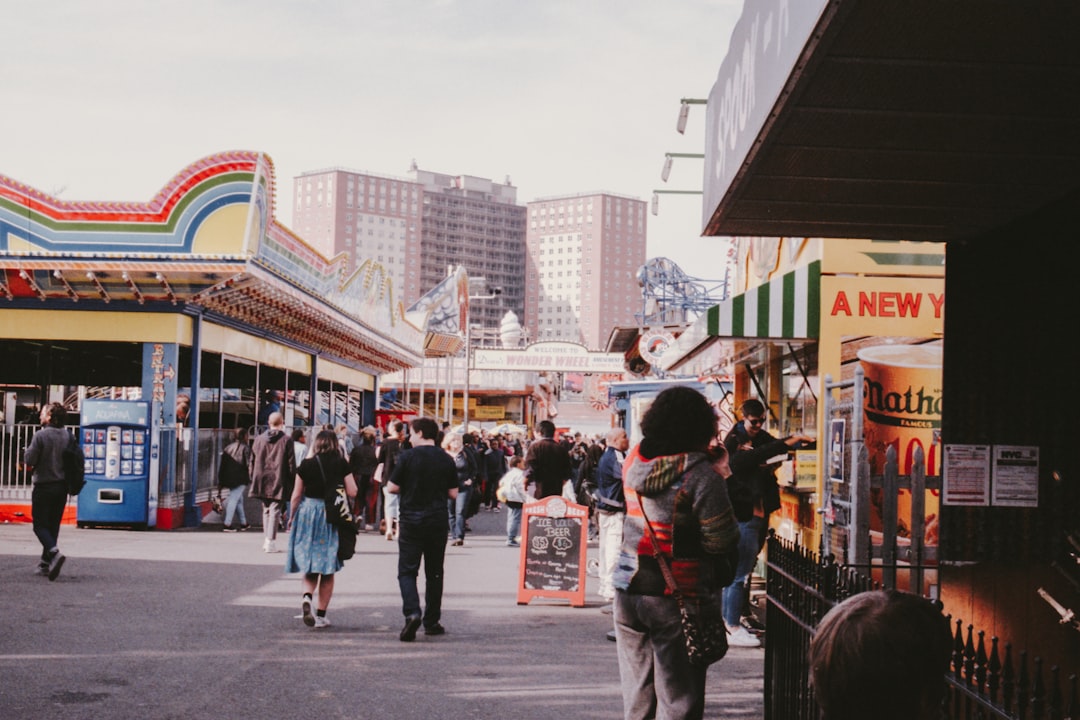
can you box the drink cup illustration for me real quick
[858,343,942,477]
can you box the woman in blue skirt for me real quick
[286,429,357,629]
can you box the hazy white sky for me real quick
[2,0,740,280]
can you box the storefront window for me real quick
[734,343,817,441]
[782,344,818,439]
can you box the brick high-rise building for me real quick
[292,166,525,338]
[408,168,526,336]
[292,168,422,304]
[525,192,647,350]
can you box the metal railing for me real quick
[0,424,35,496]
[764,534,1077,720]
[2,424,256,524]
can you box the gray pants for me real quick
[261,499,281,541]
[614,590,708,720]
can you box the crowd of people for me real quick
[23,386,950,720]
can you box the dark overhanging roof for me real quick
[703,0,1080,242]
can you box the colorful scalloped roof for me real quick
[0,150,425,357]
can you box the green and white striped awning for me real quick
[661,260,821,371]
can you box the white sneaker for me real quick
[727,625,762,648]
[263,539,279,553]
[313,615,331,629]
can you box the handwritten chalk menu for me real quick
[516,496,588,607]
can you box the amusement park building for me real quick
[0,151,437,528]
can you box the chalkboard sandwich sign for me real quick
[516,495,589,607]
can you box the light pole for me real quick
[651,189,704,216]
[462,282,502,431]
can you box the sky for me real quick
[2,0,740,282]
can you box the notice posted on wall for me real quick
[942,444,990,506]
[828,418,846,483]
[991,445,1040,508]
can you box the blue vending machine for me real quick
[76,399,155,530]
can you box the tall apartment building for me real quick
[525,192,647,350]
[292,168,422,303]
[292,166,525,340]
[408,169,526,337]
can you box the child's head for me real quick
[809,589,952,720]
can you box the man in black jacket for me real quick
[524,420,571,499]
[722,398,813,646]
[481,435,508,511]
[461,433,485,521]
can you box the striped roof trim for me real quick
[708,260,820,339]
[661,260,821,371]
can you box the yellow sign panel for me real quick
[795,451,818,490]
[0,309,192,343]
[819,239,944,278]
[473,406,505,420]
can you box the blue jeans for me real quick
[722,515,767,627]
[505,503,522,542]
[223,485,247,527]
[614,590,708,720]
[448,487,470,540]
[397,515,448,628]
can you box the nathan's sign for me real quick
[859,343,943,477]
[472,342,625,373]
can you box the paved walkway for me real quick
[0,509,764,719]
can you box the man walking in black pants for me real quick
[387,417,458,641]
[23,402,73,580]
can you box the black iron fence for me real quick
[764,533,1078,720]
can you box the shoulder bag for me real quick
[316,455,357,561]
[639,502,728,667]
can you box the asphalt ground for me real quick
[0,508,764,720]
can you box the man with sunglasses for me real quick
[722,398,814,647]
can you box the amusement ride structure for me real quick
[633,254,733,328]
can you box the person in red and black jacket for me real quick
[613,386,739,719]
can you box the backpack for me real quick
[63,433,86,496]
